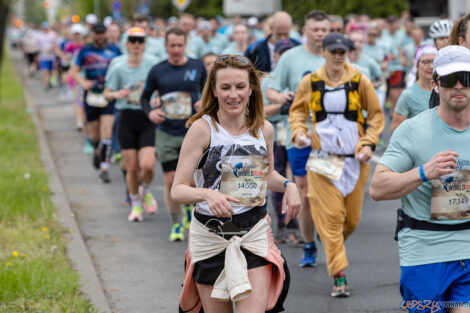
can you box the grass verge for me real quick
[0,50,97,312]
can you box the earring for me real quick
[434,86,439,94]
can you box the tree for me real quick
[282,0,406,25]
[0,0,11,74]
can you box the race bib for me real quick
[219,155,268,206]
[431,170,470,220]
[276,120,287,146]
[125,81,144,105]
[86,91,108,108]
[161,91,192,119]
[306,150,345,181]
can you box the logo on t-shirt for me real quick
[184,69,197,81]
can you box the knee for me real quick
[139,161,154,173]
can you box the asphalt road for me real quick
[15,50,404,313]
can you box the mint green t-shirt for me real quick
[362,43,386,66]
[261,72,287,143]
[105,54,160,111]
[395,82,431,118]
[221,43,245,56]
[354,53,382,82]
[380,108,470,266]
[269,45,324,149]
[187,35,225,59]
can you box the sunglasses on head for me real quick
[216,54,250,65]
[438,72,470,88]
[128,37,145,44]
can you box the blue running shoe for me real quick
[299,242,317,267]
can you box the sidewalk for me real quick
[15,50,403,313]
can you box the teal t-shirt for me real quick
[380,108,470,266]
[395,82,431,118]
[354,53,382,82]
[362,43,386,66]
[187,35,225,59]
[262,72,287,143]
[105,54,160,110]
[269,45,324,149]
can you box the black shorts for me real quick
[117,109,156,150]
[192,205,271,285]
[26,52,38,64]
[84,91,115,122]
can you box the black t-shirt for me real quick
[142,58,206,136]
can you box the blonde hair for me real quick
[187,55,265,138]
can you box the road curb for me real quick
[12,57,112,313]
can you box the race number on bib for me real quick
[161,91,192,119]
[219,155,268,206]
[86,91,108,108]
[126,81,145,105]
[306,150,345,181]
[431,170,470,220]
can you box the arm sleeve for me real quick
[379,121,414,172]
[74,48,85,67]
[104,65,119,90]
[395,91,410,117]
[140,66,158,115]
[288,74,311,143]
[355,74,385,154]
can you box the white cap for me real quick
[71,23,85,35]
[247,17,258,27]
[434,45,470,76]
[86,14,98,25]
[103,16,113,27]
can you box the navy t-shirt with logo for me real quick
[74,43,121,92]
[142,58,207,136]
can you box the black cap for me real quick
[274,39,297,53]
[346,37,356,51]
[92,23,107,33]
[322,32,349,52]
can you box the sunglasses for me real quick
[438,72,470,88]
[216,54,250,65]
[331,28,342,33]
[128,37,145,44]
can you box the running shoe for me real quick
[275,226,288,244]
[182,204,194,230]
[99,170,110,184]
[331,271,350,297]
[83,141,94,155]
[169,223,184,241]
[299,242,317,267]
[128,205,143,222]
[139,186,157,214]
[111,152,122,163]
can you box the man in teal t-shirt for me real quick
[370,45,470,312]
[104,27,159,224]
[266,10,329,269]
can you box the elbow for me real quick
[170,185,181,204]
[369,178,384,201]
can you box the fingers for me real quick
[226,196,241,204]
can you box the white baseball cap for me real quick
[71,23,85,35]
[86,14,98,25]
[434,45,470,76]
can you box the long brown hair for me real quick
[186,55,265,138]
[449,13,470,45]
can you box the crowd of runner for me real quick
[8,8,470,312]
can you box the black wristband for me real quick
[362,143,376,151]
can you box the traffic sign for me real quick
[112,0,122,11]
[172,0,191,12]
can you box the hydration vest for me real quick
[308,72,364,124]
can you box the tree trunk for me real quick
[0,0,11,71]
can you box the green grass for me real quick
[0,51,97,312]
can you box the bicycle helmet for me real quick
[429,19,453,39]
